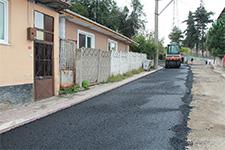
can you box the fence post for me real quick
[79,48,83,86]
[73,42,76,85]
[97,49,101,83]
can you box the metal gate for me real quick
[34,42,54,100]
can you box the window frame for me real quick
[34,11,54,43]
[108,39,118,51]
[77,29,95,49]
[0,0,8,44]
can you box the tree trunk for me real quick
[196,43,199,56]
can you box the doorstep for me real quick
[0,67,163,134]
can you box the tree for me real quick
[194,5,213,56]
[70,0,146,38]
[183,11,198,49]
[183,6,213,56]
[120,0,146,38]
[130,34,164,59]
[169,26,183,44]
[206,15,225,57]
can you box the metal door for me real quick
[34,42,54,100]
[34,11,54,100]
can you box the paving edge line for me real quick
[0,67,163,134]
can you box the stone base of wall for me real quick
[0,84,33,105]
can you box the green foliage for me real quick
[169,26,183,44]
[107,74,126,82]
[121,0,146,37]
[180,47,191,55]
[70,0,145,38]
[59,85,80,95]
[107,68,144,82]
[131,68,144,74]
[194,6,213,54]
[183,6,213,56]
[131,34,164,59]
[183,11,198,49]
[82,80,90,90]
[206,15,225,57]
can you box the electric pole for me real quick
[154,0,175,69]
[154,0,159,69]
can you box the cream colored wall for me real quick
[65,20,129,52]
[0,0,33,87]
[0,0,59,95]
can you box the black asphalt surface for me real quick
[0,65,193,150]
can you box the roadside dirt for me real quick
[187,63,225,150]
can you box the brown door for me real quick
[34,42,54,100]
[34,11,54,100]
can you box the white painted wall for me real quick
[110,51,147,75]
[214,57,224,67]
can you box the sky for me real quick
[115,0,225,45]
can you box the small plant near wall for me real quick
[59,85,80,95]
[82,80,90,90]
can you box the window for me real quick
[77,30,95,48]
[34,11,54,42]
[0,0,8,44]
[108,39,118,51]
[167,45,180,54]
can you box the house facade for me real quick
[60,10,135,52]
[0,0,70,104]
[0,0,138,105]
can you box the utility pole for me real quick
[154,0,159,69]
[154,0,175,69]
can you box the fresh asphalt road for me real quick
[0,65,192,150]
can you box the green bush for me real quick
[82,80,90,90]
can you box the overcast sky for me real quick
[115,0,225,45]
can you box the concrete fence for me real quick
[110,51,147,75]
[214,57,224,67]
[75,48,111,85]
[60,40,147,87]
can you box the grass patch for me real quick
[107,74,126,82]
[59,85,80,95]
[107,68,144,83]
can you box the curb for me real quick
[0,67,163,134]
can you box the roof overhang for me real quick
[34,0,71,11]
[62,10,137,45]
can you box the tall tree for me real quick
[70,0,121,31]
[120,0,146,37]
[183,11,198,49]
[70,0,146,38]
[206,15,225,57]
[194,5,213,56]
[168,26,183,44]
